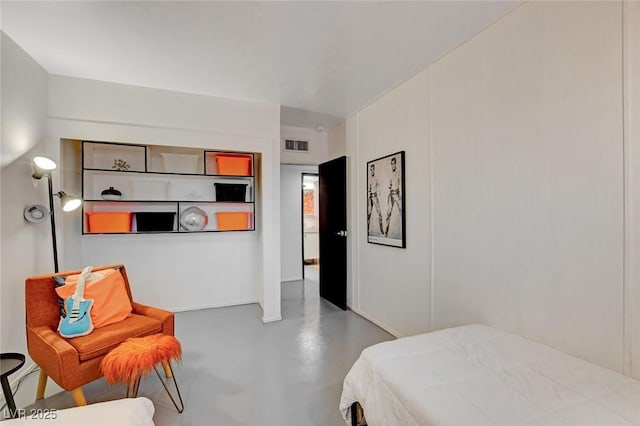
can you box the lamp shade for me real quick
[32,156,57,179]
[33,156,56,170]
[56,191,82,212]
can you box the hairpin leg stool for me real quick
[102,334,184,413]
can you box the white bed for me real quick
[340,324,640,426]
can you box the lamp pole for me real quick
[46,174,59,273]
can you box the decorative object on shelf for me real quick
[24,156,82,272]
[85,143,146,171]
[112,158,131,171]
[180,207,208,231]
[101,186,123,200]
[185,190,203,200]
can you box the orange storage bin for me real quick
[215,155,252,176]
[86,211,132,233]
[216,212,251,231]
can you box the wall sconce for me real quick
[24,156,81,272]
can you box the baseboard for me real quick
[347,305,402,338]
[170,299,258,312]
[173,300,282,323]
[262,315,282,323]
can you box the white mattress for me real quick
[340,324,640,426]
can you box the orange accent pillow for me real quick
[55,268,132,329]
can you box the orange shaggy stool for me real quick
[101,334,184,412]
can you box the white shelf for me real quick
[148,146,205,174]
[82,141,256,234]
[83,142,146,172]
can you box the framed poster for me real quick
[303,189,314,215]
[367,151,406,248]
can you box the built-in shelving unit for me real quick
[82,141,255,234]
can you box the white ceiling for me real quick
[0,1,517,129]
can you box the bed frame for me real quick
[350,402,365,426]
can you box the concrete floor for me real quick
[6,267,393,425]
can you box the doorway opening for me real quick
[301,173,319,280]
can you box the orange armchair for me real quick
[25,264,174,406]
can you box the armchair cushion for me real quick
[55,268,132,329]
[67,314,162,362]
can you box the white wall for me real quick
[327,121,346,159]
[347,71,431,337]
[47,75,282,322]
[623,0,640,379]
[430,1,623,371]
[280,125,329,165]
[344,119,358,309]
[0,32,50,353]
[280,164,317,282]
[344,1,635,374]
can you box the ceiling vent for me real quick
[283,139,309,153]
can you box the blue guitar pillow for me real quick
[57,266,95,338]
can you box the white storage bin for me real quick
[160,153,199,174]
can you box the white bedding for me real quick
[340,324,640,426]
[3,397,155,425]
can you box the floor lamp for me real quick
[24,156,81,272]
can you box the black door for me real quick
[319,156,347,310]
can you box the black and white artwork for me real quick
[367,151,405,248]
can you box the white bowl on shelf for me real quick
[180,207,208,231]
